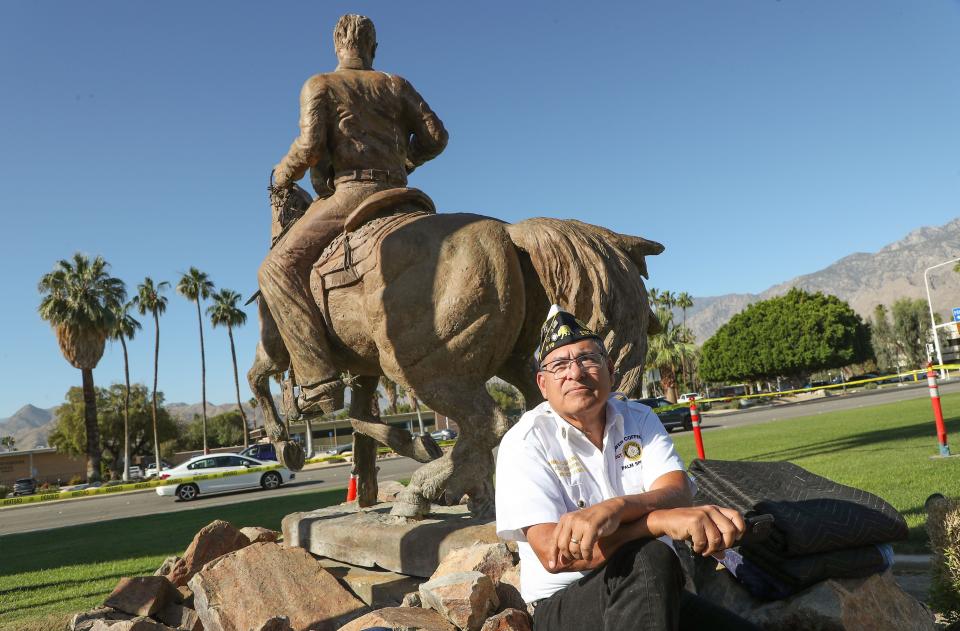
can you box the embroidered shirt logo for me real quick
[623,440,642,462]
[548,456,586,477]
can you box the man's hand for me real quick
[548,498,624,568]
[645,505,745,557]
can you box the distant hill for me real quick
[685,218,960,343]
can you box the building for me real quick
[0,447,85,487]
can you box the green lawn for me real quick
[672,391,960,553]
[2,392,959,630]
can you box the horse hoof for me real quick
[412,434,443,462]
[277,441,305,471]
[389,491,430,520]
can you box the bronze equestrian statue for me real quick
[249,14,663,520]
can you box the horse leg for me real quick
[347,375,380,507]
[496,354,543,411]
[349,418,443,463]
[391,380,511,519]
[247,299,304,471]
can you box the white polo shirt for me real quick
[495,395,687,602]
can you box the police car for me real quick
[155,454,293,501]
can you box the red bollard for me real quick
[927,363,951,457]
[689,397,706,460]
[345,473,358,502]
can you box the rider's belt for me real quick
[334,169,405,186]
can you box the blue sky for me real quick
[1,0,958,416]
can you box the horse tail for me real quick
[506,218,664,397]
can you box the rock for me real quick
[188,542,365,631]
[319,558,424,607]
[240,526,280,544]
[400,591,422,608]
[176,586,194,608]
[495,566,525,613]
[480,608,532,631]
[70,607,134,631]
[337,607,455,631]
[254,617,292,631]
[89,618,176,631]
[419,571,499,631]
[283,503,499,577]
[155,602,202,631]
[103,576,182,617]
[154,556,181,577]
[698,568,936,631]
[431,543,516,584]
[377,480,407,503]
[167,520,251,587]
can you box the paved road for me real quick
[4,379,955,536]
[0,457,422,537]
[699,379,960,431]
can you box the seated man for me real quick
[495,306,759,630]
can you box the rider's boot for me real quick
[297,378,345,415]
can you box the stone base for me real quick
[282,502,498,577]
[319,558,425,606]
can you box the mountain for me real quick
[685,218,960,343]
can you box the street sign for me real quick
[953,307,960,322]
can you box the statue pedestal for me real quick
[282,502,498,578]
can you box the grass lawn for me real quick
[672,391,960,553]
[2,392,958,629]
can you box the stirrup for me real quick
[297,379,345,415]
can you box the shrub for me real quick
[927,495,960,622]
[0,484,9,499]
[68,475,83,486]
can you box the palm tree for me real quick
[207,288,250,448]
[645,306,697,403]
[177,268,215,454]
[108,302,141,482]
[38,254,126,483]
[676,292,694,331]
[132,277,169,475]
[648,287,661,308]
[659,290,677,310]
[380,376,399,414]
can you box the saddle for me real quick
[311,187,435,299]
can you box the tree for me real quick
[645,306,697,402]
[891,298,930,369]
[108,302,141,481]
[179,411,246,451]
[49,384,179,477]
[700,289,873,384]
[132,277,169,477]
[38,254,126,483]
[869,304,897,372]
[676,292,694,330]
[207,289,250,448]
[380,376,400,415]
[0,436,15,451]
[177,268,215,454]
[487,380,524,416]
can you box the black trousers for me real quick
[532,538,760,631]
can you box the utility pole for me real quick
[924,257,960,379]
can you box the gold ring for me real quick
[570,537,580,544]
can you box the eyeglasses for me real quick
[539,352,606,378]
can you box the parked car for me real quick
[240,443,278,462]
[430,429,458,441]
[155,454,293,501]
[634,397,692,432]
[326,443,353,455]
[127,466,144,480]
[12,477,37,496]
[677,393,702,403]
[144,460,173,477]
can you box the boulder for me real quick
[154,556,181,577]
[70,607,134,631]
[188,542,366,631]
[431,543,516,585]
[155,602,202,631]
[495,566,525,613]
[400,591,422,608]
[419,571,499,631]
[254,617,292,631]
[240,526,280,544]
[167,520,251,587]
[377,480,407,503]
[104,576,182,617]
[337,607,455,631]
[89,618,176,631]
[319,558,424,606]
[480,608,533,631]
[698,567,936,631]
[283,503,498,577]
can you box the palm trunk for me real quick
[228,325,249,448]
[151,311,162,478]
[81,367,101,483]
[305,416,313,458]
[196,300,208,454]
[659,364,678,403]
[120,335,131,482]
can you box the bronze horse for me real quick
[248,199,663,520]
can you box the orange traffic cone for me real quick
[346,473,358,502]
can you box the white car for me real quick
[155,454,293,501]
[677,393,702,403]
